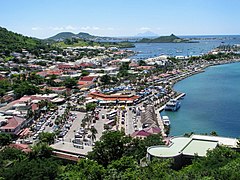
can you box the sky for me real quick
[0,0,240,39]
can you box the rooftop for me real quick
[51,141,92,157]
[0,116,25,130]
[147,134,237,158]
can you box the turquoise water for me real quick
[162,62,240,138]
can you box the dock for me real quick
[155,107,167,137]
[174,93,186,101]
[155,92,186,138]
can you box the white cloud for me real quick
[65,25,77,30]
[93,26,100,30]
[31,27,41,31]
[139,27,151,31]
[156,27,163,30]
[107,27,114,30]
[49,26,77,31]
[80,26,101,31]
[50,26,64,31]
[80,26,90,30]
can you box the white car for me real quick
[75,133,83,138]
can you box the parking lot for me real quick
[18,101,144,147]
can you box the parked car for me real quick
[75,133,83,138]
[58,132,65,138]
[102,114,105,119]
[72,138,82,144]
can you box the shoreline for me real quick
[156,58,240,137]
[171,58,240,89]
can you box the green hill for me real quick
[0,27,48,54]
[77,32,95,39]
[139,34,189,43]
[48,32,77,41]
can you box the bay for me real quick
[163,62,240,138]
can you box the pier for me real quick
[174,93,186,101]
[155,92,186,138]
[155,107,167,137]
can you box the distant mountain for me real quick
[48,32,95,41]
[77,32,95,39]
[138,34,189,43]
[135,31,159,37]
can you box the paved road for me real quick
[125,106,141,135]
[64,111,86,142]
[95,108,110,140]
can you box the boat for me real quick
[164,99,181,111]
[162,115,170,126]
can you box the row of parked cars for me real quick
[73,125,94,146]
[31,112,57,140]
[57,113,77,138]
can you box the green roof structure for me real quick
[147,134,238,158]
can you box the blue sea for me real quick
[162,63,240,138]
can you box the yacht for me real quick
[164,99,181,111]
[162,116,170,126]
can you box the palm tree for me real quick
[83,114,91,128]
[89,126,98,145]
[81,119,87,129]
[27,109,34,119]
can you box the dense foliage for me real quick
[0,131,239,179]
[0,27,56,56]
[0,134,12,147]
[53,38,134,48]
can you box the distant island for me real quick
[138,34,192,43]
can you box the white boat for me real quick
[164,99,181,111]
[162,116,170,126]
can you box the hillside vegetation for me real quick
[0,131,240,179]
[48,32,95,41]
[0,27,56,56]
[53,38,135,48]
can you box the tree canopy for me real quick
[0,131,239,180]
[13,82,40,99]
[63,77,77,88]
[38,132,55,145]
[0,133,12,147]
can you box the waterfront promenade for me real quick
[155,92,186,138]
[155,108,167,137]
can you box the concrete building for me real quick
[147,134,239,169]
[0,116,26,135]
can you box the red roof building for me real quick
[0,116,26,135]
[131,127,161,139]
[37,70,63,77]
[78,76,97,87]
[79,62,94,68]
[144,127,161,134]
[9,144,31,153]
[131,130,151,139]
[137,66,155,70]
[47,87,66,94]
[31,103,39,111]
